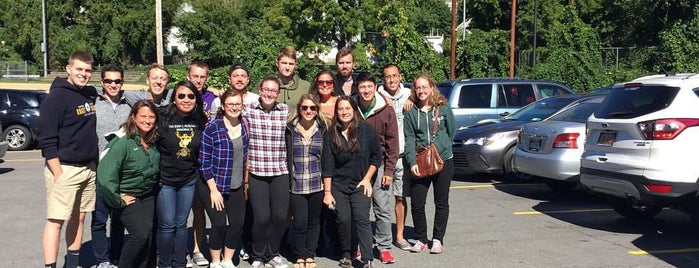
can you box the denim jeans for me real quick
[92,186,124,264]
[156,177,196,268]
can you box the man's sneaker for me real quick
[379,250,396,264]
[222,259,236,268]
[430,239,444,254]
[409,241,427,253]
[192,251,209,266]
[210,262,224,268]
[338,257,352,268]
[354,250,362,261]
[185,255,194,267]
[362,260,373,268]
[394,239,412,251]
[96,262,112,268]
[251,260,264,268]
[239,248,250,261]
[266,256,288,268]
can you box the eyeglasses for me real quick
[177,93,196,100]
[316,80,333,86]
[224,103,243,108]
[260,87,279,94]
[301,105,318,111]
[103,79,123,85]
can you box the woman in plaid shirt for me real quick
[285,94,328,268]
[198,90,249,268]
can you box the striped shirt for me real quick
[245,101,289,176]
[290,127,323,194]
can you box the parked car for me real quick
[513,94,606,191]
[580,73,699,219]
[452,94,585,180]
[437,78,576,129]
[0,89,46,150]
[0,123,8,159]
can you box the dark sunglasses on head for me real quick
[177,93,196,100]
[103,79,123,84]
[301,105,318,111]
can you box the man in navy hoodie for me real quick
[37,51,99,268]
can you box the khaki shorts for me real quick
[45,162,97,221]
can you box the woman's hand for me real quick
[210,189,224,211]
[121,194,136,206]
[357,179,373,197]
[323,191,336,209]
[411,165,420,177]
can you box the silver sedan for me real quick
[513,95,605,191]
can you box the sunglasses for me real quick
[316,80,333,86]
[177,93,196,100]
[103,79,123,85]
[301,105,318,111]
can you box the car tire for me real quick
[544,180,576,192]
[503,146,531,181]
[3,125,33,151]
[606,196,662,219]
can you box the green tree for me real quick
[455,29,510,78]
[658,7,699,73]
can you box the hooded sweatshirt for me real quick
[36,77,99,165]
[357,93,399,175]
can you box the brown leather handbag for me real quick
[414,106,444,178]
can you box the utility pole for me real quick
[155,0,164,65]
[532,0,537,67]
[450,0,457,79]
[41,0,47,76]
[508,0,517,78]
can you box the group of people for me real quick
[37,46,455,268]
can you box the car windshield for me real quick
[503,97,577,122]
[548,101,601,123]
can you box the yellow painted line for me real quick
[513,208,613,215]
[3,158,44,162]
[629,248,699,255]
[450,184,494,189]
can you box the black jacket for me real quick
[334,73,358,97]
[321,123,381,194]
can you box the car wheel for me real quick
[606,196,662,219]
[3,125,33,151]
[544,180,576,192]
[503,146,531,181]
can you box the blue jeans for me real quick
[91,186,124,264]
[156,177,196,268]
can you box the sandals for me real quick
[293,259,305,268]
[305,258,316,268]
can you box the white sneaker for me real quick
[239,248,250,261]
[430,239,444,254]
[192,251,210,266]
[266,256,288,268]
[210,262,224,268]
[96,262,112,268]
[185,255,194,267]
[251,260,264,268]
[221,259,236,268]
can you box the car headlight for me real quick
[463,133,505,146]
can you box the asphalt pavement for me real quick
[2,150,699,267]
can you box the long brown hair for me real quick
[329,96,362,152]
[411,74,448,107]
[121,100,159,143]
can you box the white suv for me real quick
[580,73,699,219]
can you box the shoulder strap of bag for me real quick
[431,105,439,138]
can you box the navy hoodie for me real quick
[36,77,99,165]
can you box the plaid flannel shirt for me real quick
[245,101,289,176]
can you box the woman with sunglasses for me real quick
[285,94,327,268]
[97,100,160,268]
[322,96,381,268]
[310,70,337,123]
[155,80,208,268]
[199,90,249,268]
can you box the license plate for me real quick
[529,140,541,151]
[597,132,616,146]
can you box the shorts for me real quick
[391,156,410,197]
[45,162,97,221]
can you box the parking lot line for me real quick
[450,184,494,189]
[629,247,699,255]
[3,158,44,162]
[513,208,614,215]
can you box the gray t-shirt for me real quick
[230,135,245,189]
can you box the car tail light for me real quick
[637,119,699,140]
[552,133,580,149]
[645,184,672,193]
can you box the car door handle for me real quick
[596,157,607,163]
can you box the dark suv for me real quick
[437,78,576,128]
[0,89,46,150]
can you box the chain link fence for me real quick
[0,61,40,80]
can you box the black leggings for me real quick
[290,191,323,259]
[410,158,453,244]
[249,174,290,261]
[115,195,155,268]
[199,181,247,251]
